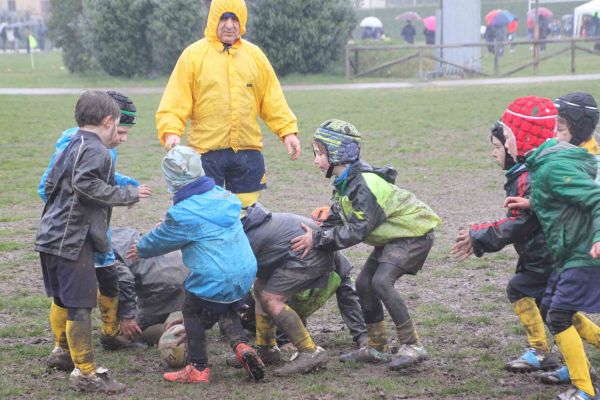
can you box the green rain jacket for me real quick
[313,160,441,250]
[526,139,600,272]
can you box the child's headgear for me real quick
[490,121,516,170]
[162,146,205,193]
[501,96,557,157]
[107,90,137,127]
[313,119,361,177]
[554,92,599,146]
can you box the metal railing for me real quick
[345,37,600,79]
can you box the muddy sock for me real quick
[511,297,549,352]
[272,305,315,353]
[236,192,260,208]
[367,321,388,352]
[255,313,277,348]
[572,312,600,350]
[395,319,420,346]
[97,290,119,337]
[50,302,69,350]
[555,326,595,397]
[66,317,95,375]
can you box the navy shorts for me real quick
[40,239,97,308]
[507,270,550,303]
[542,267,600,313]
[200,149,266,194]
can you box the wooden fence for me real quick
[345,37,600,79]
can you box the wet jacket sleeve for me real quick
[256,49,298,138]
[469,209,540,256]
[114,172,140,187]
[117,263,137,320]
[136,215,192,259]
[319,203,344,230]
[72,146,139,207]
[156,47,196,144]
[39,152,58,202]
[547,163,600,243]
[313,175,387,251]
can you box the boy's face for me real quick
[313,143,330,175]
[556,116,573,143]
[502,123,519,160]
[109,126,131,148]
[491,136,506,169]
[217,15,240,45]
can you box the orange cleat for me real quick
[163,364,210,384]
[235,343,266,382]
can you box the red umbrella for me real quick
[485,9,502,25]
[527,7,553,21]
[423,16,436,31]
[395,11,421,21]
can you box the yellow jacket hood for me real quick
[204,0,247,42]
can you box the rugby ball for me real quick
[158,323,188,368]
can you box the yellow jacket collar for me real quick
[581,135,600,155]
[204,0,247,43]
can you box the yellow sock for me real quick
[555,326,595,396]
[511,297,549,352]
[395,319,420,346]
[66,320,95,376]
[98,290,119,337]
[272,305,316,352]
[236,192,260,208]
[367,321,389,353]
[50,302,69,350]
[255,313,277,347]
[573,312,600,350]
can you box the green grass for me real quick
[3,77,600,398]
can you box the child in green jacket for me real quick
[504,96,600,400]
[555,92,600,184]
[291,119,441,371]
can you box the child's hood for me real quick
[350,160,398,184]
[170,187,243,228]
[526,139,598,179]
[242,202,272,233]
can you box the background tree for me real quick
[247,0,356,76]
[147,0,207,75]
[47,0,95,73]
[83,0,154,77]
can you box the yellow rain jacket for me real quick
[156,0,298,153]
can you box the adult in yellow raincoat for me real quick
[156,0,301,207]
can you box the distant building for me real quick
[357,0,387,9]
[0,0,48,20]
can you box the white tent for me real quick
[573,0,600,37]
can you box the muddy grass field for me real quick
[2,82,600,399]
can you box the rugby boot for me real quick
[540,366,598,385]
[235,343,266,382]
[99,333,131,351]
[257,345,283,366]
[339,346,391,364]
[389,344,428,371]
[273,346,328,376]
[47,347,74,371]
[555,386,599,400]
[163,364,210,384]
[69,367,126,394]
[506,348,562,373]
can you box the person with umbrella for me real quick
[422,16,436,45]
[402,20,416,44]
[396,12,419,44]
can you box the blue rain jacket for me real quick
[136,186,256,303]
[38,127,139,267]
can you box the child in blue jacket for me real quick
[127,146,264,384]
